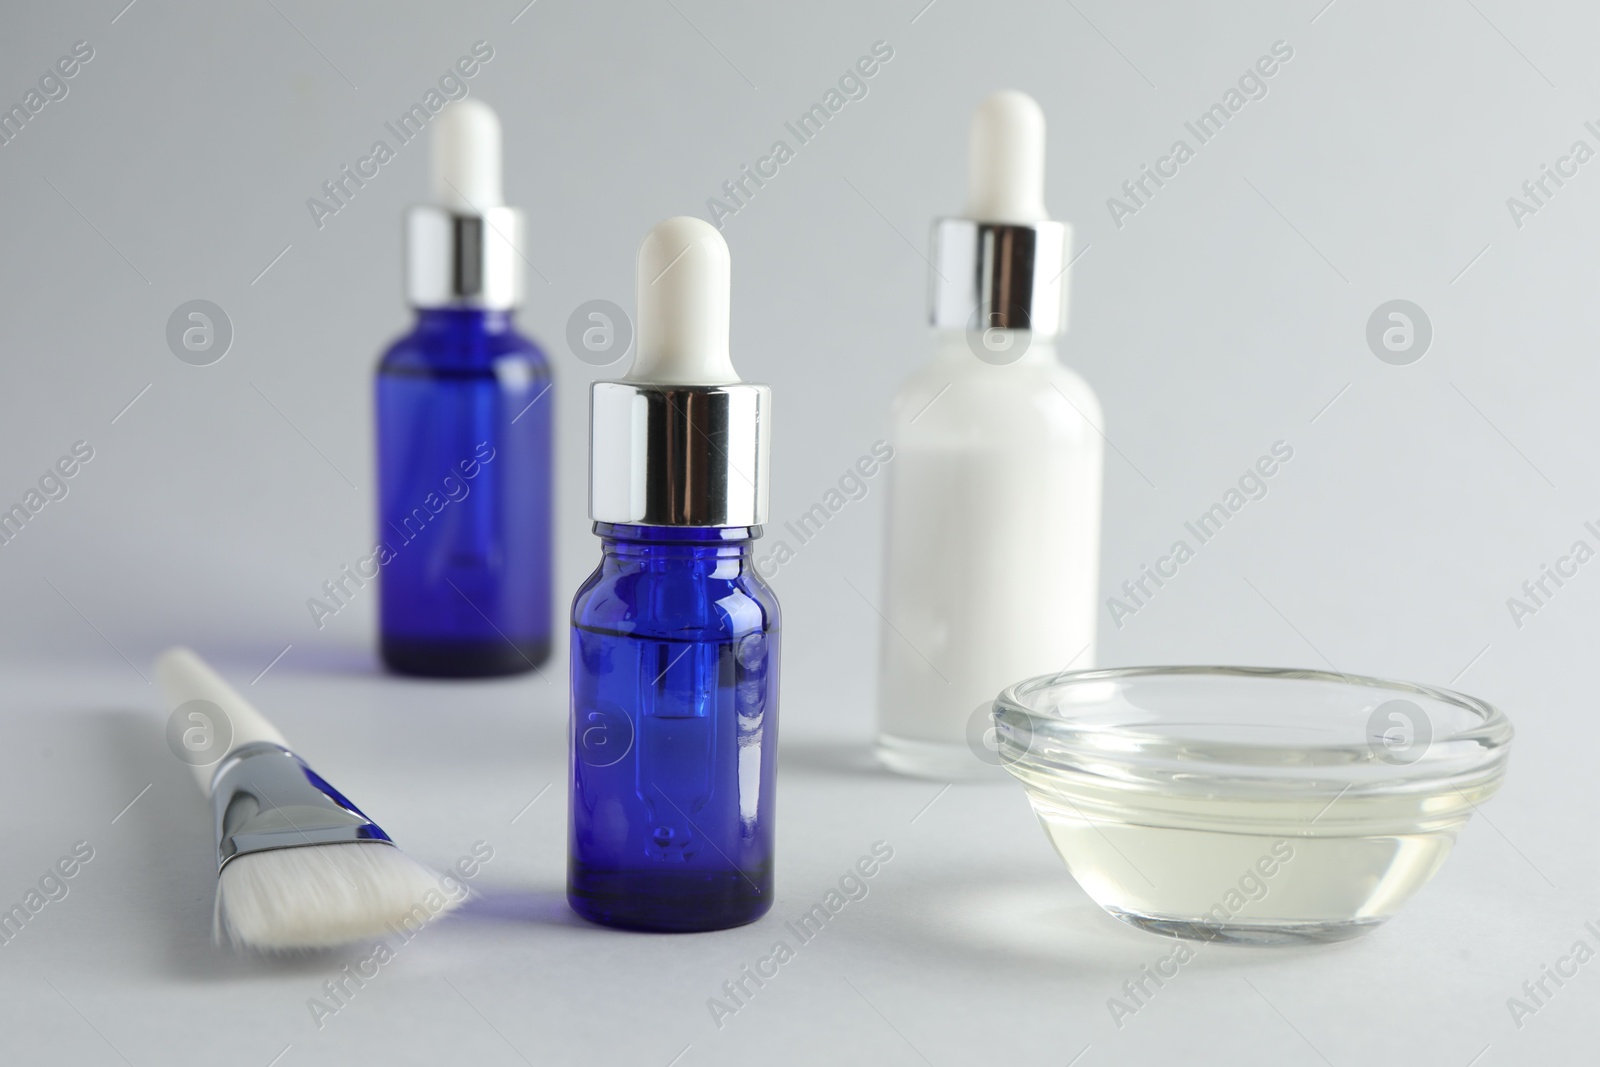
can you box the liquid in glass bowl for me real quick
[993,667,1513,945]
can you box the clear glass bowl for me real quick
[993,666,1513,945]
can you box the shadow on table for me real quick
[454,884,579,927]
[779,737,899,781]
[866,869,1345,978]
[78,708,343,982]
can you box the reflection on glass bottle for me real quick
[376,312,551,675]
[569,525,779,930]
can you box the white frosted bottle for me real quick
[876,91,1104,779]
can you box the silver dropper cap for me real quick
[929,91,1071,337]
[589,217,770,528]
[929,217,1069,334]
[405,205,524,310]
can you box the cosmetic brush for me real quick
[156,646,460,951]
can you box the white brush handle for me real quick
[155,647,290,796]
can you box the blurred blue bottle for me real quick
[569,217,779,931]
[376,101,552,677]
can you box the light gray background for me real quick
[0,0,1593,1064]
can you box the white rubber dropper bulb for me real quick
[966,90,1048,223]
[629,216,739,386]
[431,99,504,212]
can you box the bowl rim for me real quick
[993,664,1513,794]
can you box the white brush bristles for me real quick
[217,843,464,952]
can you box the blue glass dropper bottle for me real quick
[375,100,552,677]
[569,217,779,931]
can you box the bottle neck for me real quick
[594,523,761,560]
[933,328,1060,368]
[412,307,518,334]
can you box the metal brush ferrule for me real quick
[589,381,772,527]
[405,204,525,310]
[210,743,393,871]
[929,218,1071,336]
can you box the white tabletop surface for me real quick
[1,1,1595,1064]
